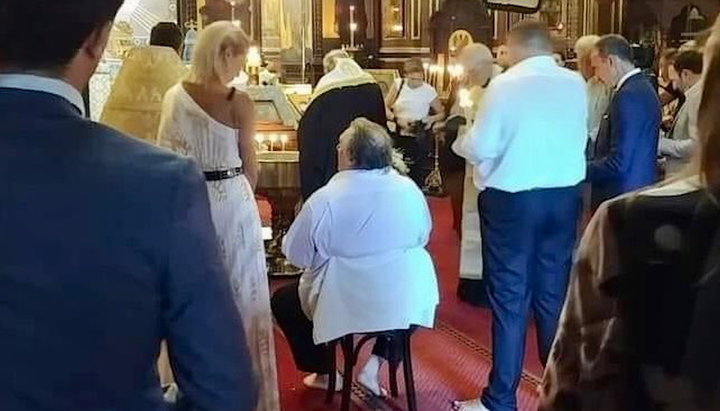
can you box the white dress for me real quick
[158,84,279,411]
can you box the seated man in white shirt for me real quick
[271,118,439,396]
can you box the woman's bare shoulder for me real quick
[230,89,254,119]
[231,89,253,106]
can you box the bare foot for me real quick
[302,373,343,392]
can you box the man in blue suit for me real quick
[0,1,256,410]
[588,35,661,209]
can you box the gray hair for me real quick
[323,49,351,73]
[340,118,395,171]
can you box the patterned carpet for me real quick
[265,197,542,410]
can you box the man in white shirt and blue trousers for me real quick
[454,21,588,411]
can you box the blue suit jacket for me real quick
[0,89,256,411]
[588,74,661,208]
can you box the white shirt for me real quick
[392,79,438,135]
[282,168,439,344]
[616,68,642,91]
[0,74,85,116]
[456,56,588,192]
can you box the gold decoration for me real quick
[449,30,474,56]
[107,21,135,60]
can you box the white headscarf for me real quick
[311,58,376,103]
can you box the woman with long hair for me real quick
[540,16,720,411]
[157,21,279,411]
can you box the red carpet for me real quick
[262,196,542,410]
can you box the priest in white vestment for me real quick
[449,43,497,306]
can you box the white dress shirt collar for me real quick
[616,68,642,91]
[0,74,85,116]
[507,55,557,72]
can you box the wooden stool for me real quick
[325,329,417,411]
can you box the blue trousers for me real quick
[479,186,581,411]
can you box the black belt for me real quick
[204,167,243,181]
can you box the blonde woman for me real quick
[157,22,279,411]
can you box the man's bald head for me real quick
[459,43,494,86]
[461,43,493,65]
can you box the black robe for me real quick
[298,83,387,200]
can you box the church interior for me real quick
[62,0,720,410]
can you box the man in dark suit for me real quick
[588,34,661,209]
[0,2,256,410]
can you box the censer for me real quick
[423,131,445,196]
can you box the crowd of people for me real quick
[1,1,720,411]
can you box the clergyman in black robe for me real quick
[298,52,386,200]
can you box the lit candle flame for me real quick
[246,46,261,68]
[459,88,472,109]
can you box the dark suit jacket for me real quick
[298,83,387,200]
[588,73,661,208]
[0,88,256,411]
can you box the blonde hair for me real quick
[574,35,601,59]
[187,21,250,83]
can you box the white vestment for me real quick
[453,85,487,281]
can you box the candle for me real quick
[429,64,439,88]
[269,134,279,151]
[246,46,261,68]
[458,88,472,109]
[423,62,430,80]
[447,64,464,79]
[349,5,356,49]
[280,134,288,151]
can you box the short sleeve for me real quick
[425,83,438,102]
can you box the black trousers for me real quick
[271,283,402,374]
[392,135,429,188]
